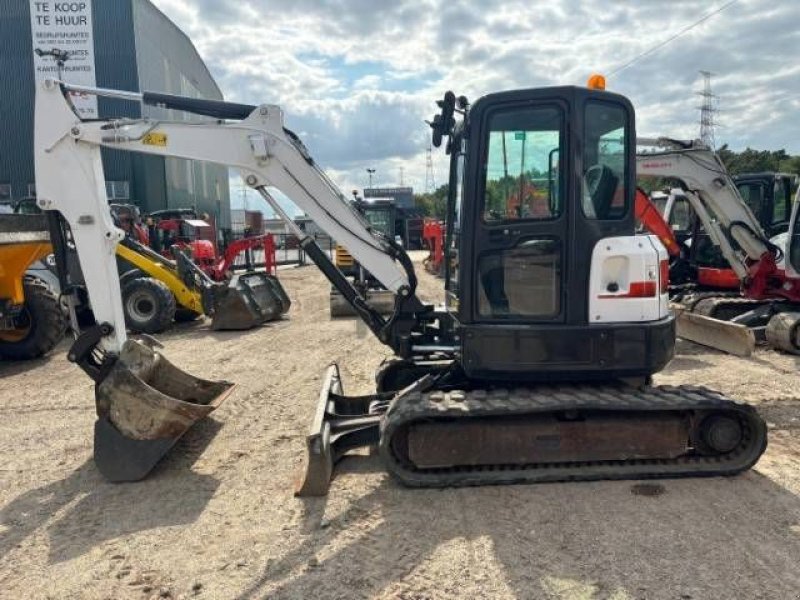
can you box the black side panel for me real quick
[460,316,675,382]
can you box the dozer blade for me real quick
[329,288,396,318]
[210,272,286,330]
[295,364,382,496]
[674,307,755,357]
[94,339,235,482]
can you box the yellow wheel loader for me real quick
[115,237,290,332]
[0,213,66,360]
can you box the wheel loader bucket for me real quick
[210,272,289,330]
[329,288,396,318]
[94,339,235,482]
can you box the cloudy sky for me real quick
[150,0,800,213]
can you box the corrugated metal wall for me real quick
[132,0,231,229]
[0,0,230,229]
[0,1,36,200]
[0,0,139,200]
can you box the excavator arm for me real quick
[36,80,428,359]
[636,139,773,281]
[34,77,441,482]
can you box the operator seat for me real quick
[584,165,619,219]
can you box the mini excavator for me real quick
[34,76,767,489]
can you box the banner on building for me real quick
[30,1,97,118]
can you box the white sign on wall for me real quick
[29,1,98,118]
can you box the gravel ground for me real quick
[0,252,799,600]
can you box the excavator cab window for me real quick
[582,102,628,220]
[772,176,791,229]
[476,104,565,318]
[737,182,766,225]
[669,194,692,233]
[483,107,563,222]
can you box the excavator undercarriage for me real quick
[297,362,767,495]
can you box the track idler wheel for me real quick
[698,414,743,454]
[765,312,800,355]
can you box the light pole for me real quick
[366,168,376,189]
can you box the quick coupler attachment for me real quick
[295,364,384,496]
[94,339,235,482]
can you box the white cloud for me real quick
[153,0,800,205]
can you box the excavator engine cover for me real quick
[94,339,235,481]
[210,272,290,330]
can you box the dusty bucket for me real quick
[94,339,235,481]
[210,272,285,330]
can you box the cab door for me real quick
[468,101,568,323]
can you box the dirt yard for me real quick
[1,253,799,600]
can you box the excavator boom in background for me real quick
[637,139,800,356]
[34,78,768,491]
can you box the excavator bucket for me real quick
[94,339,235,481]
[210,272,290,330]
[329,288,396,318]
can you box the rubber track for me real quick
[379,384,767,488]
[680,291,740,312]
[692,296,769,319]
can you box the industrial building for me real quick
[0,0,231,228]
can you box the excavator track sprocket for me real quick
[379,383,767,488]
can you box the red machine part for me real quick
[635,188,680,258]
[695,267,740,289]
[209,234,277,281]
[422,219,444,276]
[744,250,800,302]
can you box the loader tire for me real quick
[0,278,67,360]
[174,307,202,322]
[122,277,176,334]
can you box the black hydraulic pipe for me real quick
[299,237,387,337]
[45,211,71,292]
[142,92,257,121]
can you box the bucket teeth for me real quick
[94,339,234,482]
